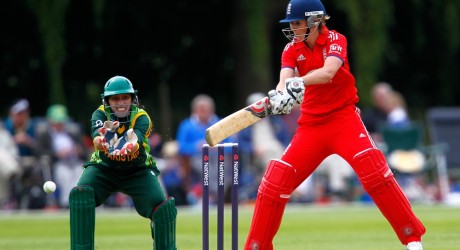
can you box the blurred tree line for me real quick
[1,0,459,137]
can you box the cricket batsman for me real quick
[244,0,425,249]
[69,76,177,249]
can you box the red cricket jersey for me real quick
[281,27,359,117]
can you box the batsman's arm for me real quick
[205,97,272,146]
[295,57,342,86]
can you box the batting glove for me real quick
[110,129,139,156]
[97,121,120,151]
[285,77,305,104]
[268,89,294,115]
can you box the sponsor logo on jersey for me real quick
[329,44,343,53]
[297,54,306,61]
[95,120,104,128]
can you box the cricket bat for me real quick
[205,97,272,146]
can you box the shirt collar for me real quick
[316,26,329,45]
[292,26,330,49]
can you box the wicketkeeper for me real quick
[245,0,425,250]
[69,76,177,250]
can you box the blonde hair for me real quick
[318,15,330,32]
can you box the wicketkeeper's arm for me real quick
[93,136,106,151]
[110,129,139,156]
[93,121,119,151]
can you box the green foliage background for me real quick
[1,0,459,136]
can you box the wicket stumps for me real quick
[202,143,239,250]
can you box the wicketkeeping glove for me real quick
[110,129,139,156]
[268,89,294,115]
[97,121,120,151]
[285,77,305,104]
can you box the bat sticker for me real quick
[245,97,272,118]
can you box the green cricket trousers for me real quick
[77,165,166,218]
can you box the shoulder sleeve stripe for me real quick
[131,109,153,138]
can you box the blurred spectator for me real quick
[3,98,45,209]
[149,132,164,158]
[0,123,21,209]
[376,92,429,201]
[176,94,234,205]
[362,82,411,142]
[238,92,291,200]
[308,154,355,203]
[361,83,429,202]
[35,104,88,208]
[361,82,394,143]
[3,99,38,156]
[385,91,410,128]
[155,140,188,206]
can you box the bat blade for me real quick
[205,97,272,146]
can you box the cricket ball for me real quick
[43,181,56,193]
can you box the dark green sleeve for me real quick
[132,114,152,142]
[90,106,107,139]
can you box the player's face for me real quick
[289,20,309,42]
[108,94,132,117]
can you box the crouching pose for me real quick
[70,76,177,250]
[245,0,425,249]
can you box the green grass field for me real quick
[0,204,458,249]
